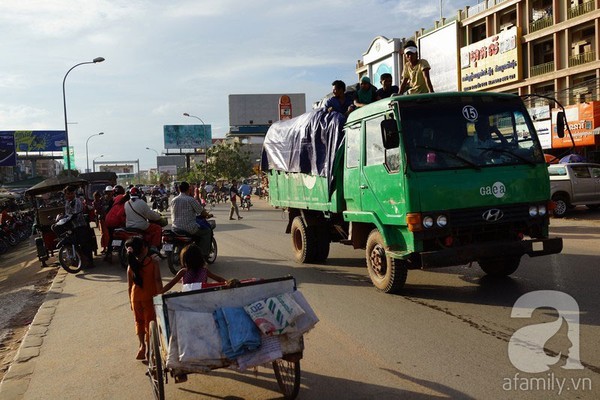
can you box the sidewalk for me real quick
[0,196,275,399]
[0,261,153,399]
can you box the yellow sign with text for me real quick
[460,27,522,91]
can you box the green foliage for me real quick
[179,141,253,183]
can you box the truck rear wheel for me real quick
[366,230,407,293]
[291,217,317,263]
[478,256,521,276]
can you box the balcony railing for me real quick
[530,61,554,77]
[568,51,596,67]
[529,16,553,33]
[568,1,594,19]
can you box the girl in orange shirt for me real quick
[126,237,163,360]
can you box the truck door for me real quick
[570,165,595,203]
[343,122,362,211]
[592,166,600,199]
[360,115,405,218]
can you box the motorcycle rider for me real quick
[63,185,95,269]
[171,181,212,258]
[125,187,163,250]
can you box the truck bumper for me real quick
[419,237,563,268]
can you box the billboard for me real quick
[164,125,212,149]
[0,132,16,167]
[229,94,306,126]
[100,164,134,174]
[551,102,600,148]
[460,26,522,91]
[9,130,67,152]
[419,21,460,92]
[62,146,75,169]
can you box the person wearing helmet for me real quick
[125,187,164,249]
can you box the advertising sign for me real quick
[460,27,522,91]
[533,120,552,149]
[164,125,212,149]
[551,102,600,148]
[62,146,75,169]
[11,130,67,152]
[279,95,292,121]
[0,132,17,167]
[158,165,177,175]
[419,22,460,92]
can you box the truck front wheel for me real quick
[478,256,521,276]
[291,217,317,263]
[366,230,407,293]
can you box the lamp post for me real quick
[86,132,104,173]
[93,154,104,172]
[62,57,105,174]
[183,112,208,175]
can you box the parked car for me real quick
[549,163,600,217]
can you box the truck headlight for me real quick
[423,216,434,228]
[529,205,539,217]
[538,204,547,216]
[436,215,448,227]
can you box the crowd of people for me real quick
[325,40,433,116]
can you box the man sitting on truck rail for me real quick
[324,80,355,116]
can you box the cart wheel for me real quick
[272,359,300,400]
[148,321,165,400]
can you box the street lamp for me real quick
[183,112,208,174]
[62,56,105,174]
[86,132,104,173]
[93,154,104,172]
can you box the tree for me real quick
[205,141,253,182]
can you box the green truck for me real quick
[263,92,563,293]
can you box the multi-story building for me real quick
[357,0,600,161]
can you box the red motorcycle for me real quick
[241,194,252,211]
[162,218,217,275]
[111,227,144,268]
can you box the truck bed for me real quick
[268,170,343,212]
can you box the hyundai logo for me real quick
[482,209,504,222]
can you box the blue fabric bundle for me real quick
[213,307,261,359]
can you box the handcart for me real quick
[149,276,316,400]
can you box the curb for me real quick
[0,268,68,400]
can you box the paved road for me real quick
[1,198,599,399]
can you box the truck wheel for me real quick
[552,194,569,218]
[291,217,316,263]
[365,230,407,293]
[314,230,330,263]
[478,256,520,276]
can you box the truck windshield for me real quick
[399,97,544,171]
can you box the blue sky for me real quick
[0,0,475,170]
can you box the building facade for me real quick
[357,0,600,161]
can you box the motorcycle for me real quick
[110,227,145,268]
[241,194,252,210]
[51,214,84,274]
[151,194,168,212]
[162,217,217,275]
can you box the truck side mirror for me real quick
[381,119,399,149]
[556,111,565,138]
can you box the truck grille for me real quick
[447,204,529,228]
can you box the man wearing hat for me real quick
[399,40,434,95]
[354,75,378,108]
